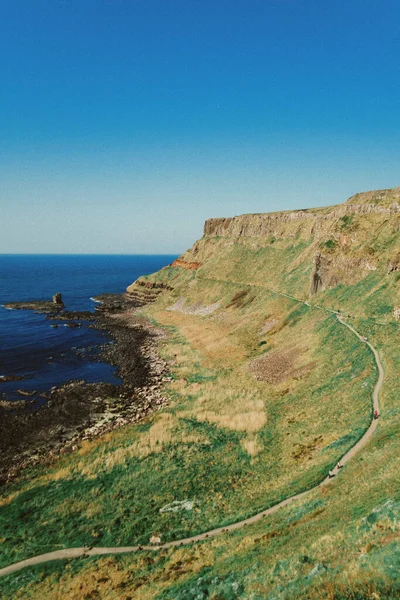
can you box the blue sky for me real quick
[1,0,400,253]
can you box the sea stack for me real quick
[52,292,64,306]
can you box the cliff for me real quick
[127,185,400,319]
[6,186,400,598]
[203,186,400,238]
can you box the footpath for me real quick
[0,284,383,578]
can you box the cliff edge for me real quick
[128,185,400,319]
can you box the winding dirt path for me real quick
[0,294,383,578]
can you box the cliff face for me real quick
[204,210,316,237]
[170,259,201,270]
[128,186,400,318]
[203,187,400,238]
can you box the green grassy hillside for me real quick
[1,187,400,599]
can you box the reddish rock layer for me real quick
[171,259,201,270]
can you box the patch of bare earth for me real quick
[259,319,280,335]
[249,347,315,384]
[292,435,324,461]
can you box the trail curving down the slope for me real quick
[0,304,383,578]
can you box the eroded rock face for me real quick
[126,185,400,301]
[171,259,201,270]
[203,211,313,237]
[135,281,173,291]
[310,253,324,295]
[126,280,174,305]
[203,187,400,239]
[387,253,400,273]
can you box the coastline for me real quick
[0,296,170,484]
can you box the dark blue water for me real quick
[0,255,177,399]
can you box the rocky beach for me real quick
[0,293,171,484]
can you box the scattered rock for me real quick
[0,399,28,410]
[160,500,194,514]
[307,563,327,579]
[0,375,26,383]
[4,295,65,314]
[259,319,280,335]
[0,297,171,484]
[168,297,220,316]
[47,311,93,321]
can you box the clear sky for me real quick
[1,0,400,254]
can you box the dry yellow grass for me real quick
[241,434,263,457]
[148,309,272,456]
[196,409,266,432]
[148,300,331,463]
[156,310,246,367]
[0,492,18,508]
[76,413,208,478]
[77,437,110,456]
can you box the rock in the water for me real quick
[4,297,64,313]
[52,293,63,305]
[0,375,26,383]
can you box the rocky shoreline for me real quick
[0,294,171,485]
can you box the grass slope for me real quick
[1,187,400,598]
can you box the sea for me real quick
[0,255,177,400]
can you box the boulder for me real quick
[150,535,161,545]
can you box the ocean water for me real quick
[0,255,177,399]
